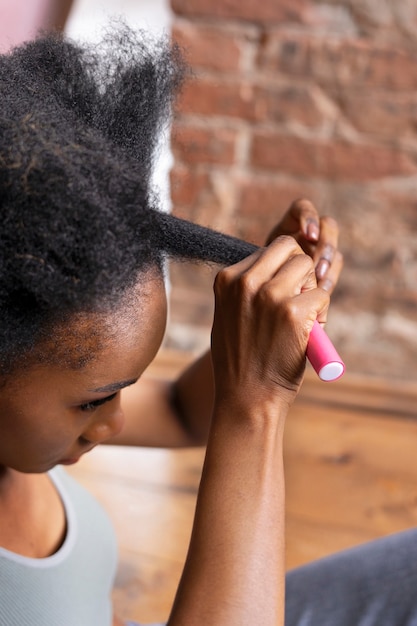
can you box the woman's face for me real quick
[0,274,167,474]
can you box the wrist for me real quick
[211,391,291,441]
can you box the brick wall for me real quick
[166,0,417,382]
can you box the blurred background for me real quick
[1,0,417,382]
[166,0,417,384]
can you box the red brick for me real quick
[172,200,225,230]
[171,166,236,232]
[172,23,242,73]
[238,175,321,218]
[171,0,309,24]
[233,175,322,243]
[250,133,417,181]
[171,124,238,165]
[374,184,417,232]
[170,164,210,208]
[253,84,328,127]
[338,93,417,137]
[177,78,326,128]
[259,33,417,91]
[177,79,257,120]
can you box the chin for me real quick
[11,460,62,474]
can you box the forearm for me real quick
[168,401,286,625]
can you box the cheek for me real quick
[0,404,74,472]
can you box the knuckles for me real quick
[296,252,316,273]
[271,234,303,252]
[213,265,236,294]
[214,240,316,301]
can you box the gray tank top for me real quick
[0,466,117,626]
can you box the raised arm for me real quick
[113,199,342,448]
[168,235,330,625]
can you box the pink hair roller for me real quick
[306,321,345,382]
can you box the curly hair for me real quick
[0,26,256,374]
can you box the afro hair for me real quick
[0,25,256,372]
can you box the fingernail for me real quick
[316,259,330,280]
[320,278,333,292]
[321,244,335,263]
[306,219,319,241]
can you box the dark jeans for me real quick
[286,528,417,625]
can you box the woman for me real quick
[3,26,411,626]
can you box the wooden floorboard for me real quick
[68,350,417,624]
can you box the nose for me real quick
[81,403,125,445]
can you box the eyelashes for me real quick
[79,392,118,412]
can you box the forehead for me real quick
[59,273,166,358]
[6,274,168,387]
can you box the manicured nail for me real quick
[320,278,333,292]
[316,258,330,280]
[306,219,319,241]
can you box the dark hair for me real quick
[0,26,257,374]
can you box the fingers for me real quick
[315,243,334,281]
[266,263,330,331]
[216,235,307,294]
[287,198,320,242]
[214,235,324,328]
[266,198,320,245]
[212,238,330,398]
[312,216,341,292]
[265,198,342,293]
[317,248,343,294]
[282,200,340,288]
[269,247,318,299]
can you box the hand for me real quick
[266,198,343,294]
[211,236,330,412]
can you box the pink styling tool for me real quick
[306,321,345,382]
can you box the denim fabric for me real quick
[285,528,417,625]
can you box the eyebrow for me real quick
[88,378,138,394]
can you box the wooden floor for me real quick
[68,350,417,624]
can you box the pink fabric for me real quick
[0,0,53,52]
